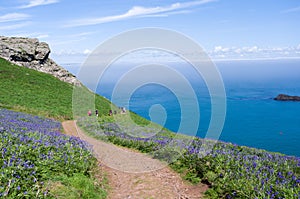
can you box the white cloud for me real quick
[52,45,300,63]
[214,46,230,53]
[210,45,300,60]
[19,0,59,9]
[68,32,95,38]
[50,37,87,46]
[246,46,258,53]
[7,32,48,40]
[48,32,93,47]
[36,34,49,39]
[157,9,193,16]
[281,6,300,14]
[234,48,241,54]
[59,50,78,55]
[214,46,222,52]
[0,13,30,23]
[271,47,283,51]
[0,22,31,30]
[66,0,216,27]
[141,10,193,18]
[83,49,92,55]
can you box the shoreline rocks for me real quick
[274,94,300,101]
[0,36,81,86]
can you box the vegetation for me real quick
[0,109,107,198]
[0,58,113,120]
[48,173,107,199]
[1,57,299,198]
[0,59,110,198]
[78,115,300,199]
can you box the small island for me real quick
[274,94,300,101]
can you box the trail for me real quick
[62,121,207,199]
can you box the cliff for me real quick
[0,36,80,86]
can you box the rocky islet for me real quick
[274,94,300,101]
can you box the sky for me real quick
[1,0,300,63]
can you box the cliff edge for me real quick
[0,36,80,86]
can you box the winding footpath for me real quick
[62,121,207,199]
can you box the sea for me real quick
[63,58,300,157]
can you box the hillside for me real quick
[0,57,113,120]
[1,56,300,198]
[1,37,299,198]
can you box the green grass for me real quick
[78,114,300,199]
[48,173,107,199]
[0,58,114,120]
[0,58,113,198]
[2,57,298,198]
[0,57,164,198]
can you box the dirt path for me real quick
[62,121,207,199]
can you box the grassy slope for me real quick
[0,57,112,198]
[1,58,299,198]
[0,58,113,120]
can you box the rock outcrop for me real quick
[274,94,300,101]
[0,36,80,86]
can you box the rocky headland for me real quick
[274,94,300,101]
[0,36,80,86]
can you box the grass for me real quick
[0,108,108,198]
[0,56,205,198]
[78,115,300,199]
[48,173,107,199]
[0,57,162,198]
[0,58,112,198]
[3,56,299,198]
[0,58,113,121]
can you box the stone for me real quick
[0,36,81,86]
[35,42,50,61]
[274,94,300,101]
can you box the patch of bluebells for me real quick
[78,116,300,198]
[193,141,300,198]
[78,117,193,150]
[0,109,95,198]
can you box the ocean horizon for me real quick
[63,58,300,157]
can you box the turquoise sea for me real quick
[64,59,300,157]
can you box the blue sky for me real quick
[1,0,300,63]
